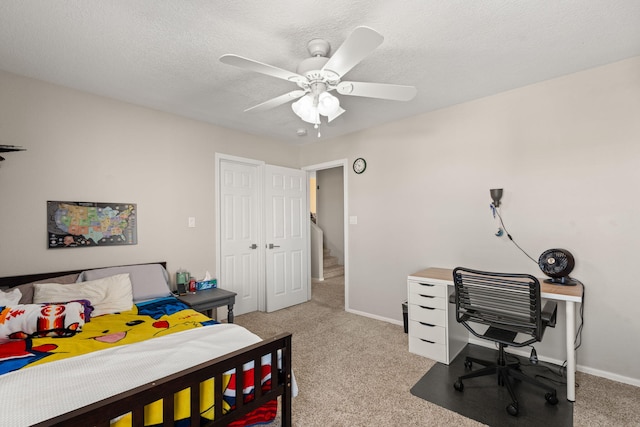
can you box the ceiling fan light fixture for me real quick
[291,94,319,124]
[317,91,340,116]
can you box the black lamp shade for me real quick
[490,188,503,207]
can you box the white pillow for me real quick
[33,274,133,317]
[78,264,171,302]
[0,288,22,306]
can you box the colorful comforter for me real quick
[0,297,277,426]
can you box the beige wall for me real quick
[2,54,640,385]
[309,177,317,214]
[300,56,640,385]
[0,70,298,282]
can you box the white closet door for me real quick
[264,165,309,312]
[219,160,260,315]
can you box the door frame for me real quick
[215,153,266,312]
[302,159,349,310]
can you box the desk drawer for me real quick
[409,304,446,327]
[409,320,446,343]
[408,281,446,298]
[409,291,446,309]
[409,336,447,363]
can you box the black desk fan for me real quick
[538,248,578,286]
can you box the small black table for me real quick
[177,287,237,323]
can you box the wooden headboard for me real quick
[0,261,167,288]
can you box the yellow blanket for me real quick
[0,297,243,426]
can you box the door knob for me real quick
[267,243,280,249]
[249,244,258,249]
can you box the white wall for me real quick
[0,70,298,286]
[300,56,640,385]
[316,167,344,264]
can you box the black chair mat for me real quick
[410,344,572,427]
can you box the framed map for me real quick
[47,201,137,249]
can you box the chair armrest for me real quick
[541,301,557,328]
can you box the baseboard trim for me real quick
[346,307,403,326]
[577,365,640,387]
[345,310,640,388]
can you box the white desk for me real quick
[408,267,583,402]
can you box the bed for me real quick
[0,262,293,427]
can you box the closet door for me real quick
[264,165,310,312]
[218,159,260,315]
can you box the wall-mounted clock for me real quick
[353,157,367,174]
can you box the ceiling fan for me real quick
[219,26,417,135]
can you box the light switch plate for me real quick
[188,217,196,228]
[349,216,358,225]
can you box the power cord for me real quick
[491,203,586,353]
[489,201,586,391]
[572,278,585,352]
[504,351,568,386]
[558,278,585,379]
[490,204,538,264]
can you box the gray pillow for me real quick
[78,264,170,302]
[16,273,81,304]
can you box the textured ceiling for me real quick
[1,1,640,144]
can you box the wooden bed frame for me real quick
[0,262,292,427]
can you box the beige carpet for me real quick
[234,276,640,426]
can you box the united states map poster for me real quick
[47,201,137,248]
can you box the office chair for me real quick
[452,267,559,416]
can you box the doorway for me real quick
[303,159,349,310]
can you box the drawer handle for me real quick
[419,283,435,287]
[419,305,435,310]
[419,338,435,344]
[418,294,434,298]
[419,322,436,327]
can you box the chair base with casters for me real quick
[453,327,559,416]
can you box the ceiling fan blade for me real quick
[220,54,308,84]
[336,81,417,101]
[244,90,306,113]
[327,106,346,123]
[321,26,384,79]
